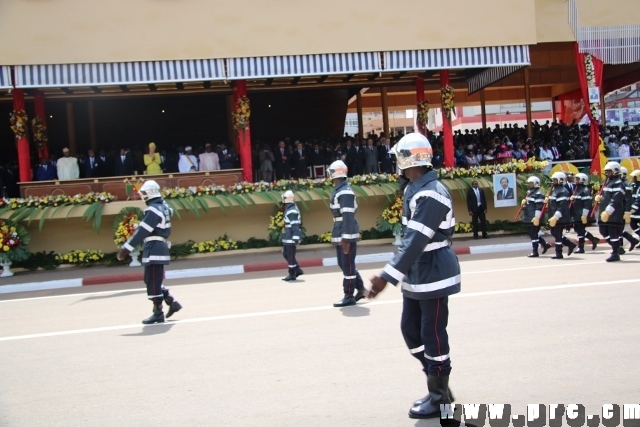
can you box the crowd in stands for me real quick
[1,120,639,198]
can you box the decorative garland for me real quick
[9,110,28,139]
[417,100,430,128]
[441,85,455,120]
[584,54,600,120]
[113,207,143,247]
[56,250,104,266]
[376,192,403,236]
[0,219,30,262]
[232,96,251,131]
[31,116,48,144]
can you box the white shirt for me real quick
[56,156,80,180]
[474,188,481,206]
[178,154,199,173]
[199,152,220,171]
[618,144,630,159]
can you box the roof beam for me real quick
[292,77,301,85]
[343,74,355,83]
[90,86,101,94]
[176,82,184,90]
[317,75,328,83]
[147,84,157,91]
[393,71,408,80]
[119,85,129,93]
[61,87,72,95]
[265,78,274,86]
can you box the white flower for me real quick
[8,240,14,245]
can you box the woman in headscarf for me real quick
[144,142,163,175]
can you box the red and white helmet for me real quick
[138,180,162,202]
[327,160,348,179]
[395,133,433,170]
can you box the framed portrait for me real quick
[588,87,600,104]
[493,173,517,208]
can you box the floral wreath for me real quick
[376,192,403,236]
[0,219,30,263]
[10,109,28,139]
[584,54,600,121]
[113,207,144,247]
[232,96,251,131]
[31,116,48,143]
[417,100,430,128]
[441,85,455,120]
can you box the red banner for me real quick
[12,89,32,183]
[232,80,253,182]
[34,90,50,160]
[440,70,454,168]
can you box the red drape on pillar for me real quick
[232,80,253,182]
[34,90,50,160]
[12,89,32,183]
[415,77,425,135]
[574,43,604,176]
[440,70,454,168]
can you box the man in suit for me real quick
[291,142,309,179]
[467,180,489,239]
[274,140,291,180]
[218,144,237,170]
[309,143,325,177]
[83,149,99,178]
[114,148,135,176]
[496,177,514,200]
[35,157,56,181]
[364,138,378,174]
[378,138,394,174]
[95,149,112,177]
[350,140,365,176]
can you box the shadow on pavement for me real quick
[339,305,370,317]
[73,290,145,305]
[120,323,175,337]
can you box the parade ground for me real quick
[1,243,640,427]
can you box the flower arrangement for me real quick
[584,54,600,120]
[232,96,251,131]
[267,204,287,244]
[318,232,333,243]
[0,192,116,211]
[454,222,474,233]
[376,192,403,236]
[417,100,430,128]
[56,250,104,266]
[437,159,548,180]
[31,116,48,143]
[9,109,28,139]
[191,235,239,253]
[113,207,143,247]
[0,220,30,262]
[441,85,455,120]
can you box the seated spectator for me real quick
[465,150,479,167]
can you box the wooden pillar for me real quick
[66,102,77,155]
[551,97,557,122]
[381,87,389,137]
[88,101,97,152]
[480,89,487,135]
[356,91,364,139]
[600,89,607,125]
[524,67,533,139]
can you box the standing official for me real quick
[327,160,365,307]
[117,180,183,324]
[466,180,488,239]
[570,173,600,253]
[280,190,304,281]
[364,138,378,174]
[597,162,626,262]
[628,170,640,244]
[56,148,80,180]
[547,172,577,259]
[618,167,639,253]
[366,133,459,419]
[522,176,551,257]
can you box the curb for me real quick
[0,241,550,295]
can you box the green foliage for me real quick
[13,251,61,271]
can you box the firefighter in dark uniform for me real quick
[366,133,459,419]
[547,171,577,259]
[521,176,551,257]
[564,172,577,233]
[281,190,304,281]
[597,161,626,262]
[629,170,640,243]
[618,166,639,253]
[571,173,600,253]
[327,160,365,307]
[118,180,182,324]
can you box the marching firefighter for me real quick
[629,170,640,243]
[117,180,182,324]
[547,171,577,259]
[281,190,304,281]
[564,172,577,233]
[619,166,639,253]
[521,176,551,257]
[570,173,600,253]
[366,133,459,419]
[596,161,626,262]
[327,160,365,307]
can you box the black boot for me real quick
[414,387,455,406]
[166,301,182,319]
[619,246,626,255]
[563,238,577,256]
[333,294,356,307]
[142,299,165,324]
[295,267,304,278]
[574,238,585,254]
[589,235,600,251]
[606,253,621,262]
[282,273,296,281]
[409,376,452,419]
[354,289,366,301]
[539,238,551,255]
[527,252,539,258]
[551,245,564,259]
[627,233,640,252]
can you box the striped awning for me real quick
[467,65,526,95]
[0,66,11,89]
[227,52,382,79]
[383,45,530,72]
[14,59,226,88]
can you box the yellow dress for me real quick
[144,153,162,175]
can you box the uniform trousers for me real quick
[526,225,547,251]
[401,295,452,377]
[144,264,166,300]
[282,244,299,275]
[599,224,623,253]
[336,242,363,295]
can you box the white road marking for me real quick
[0,278,638,343]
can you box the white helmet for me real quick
[395,133,433,170]
[604,161,621,175]
[630,170,640,178]
[620,166,628,177]
[327,160,348,179]
[138,180,162,202]
[551,171,566,182]
[281,190,295,204]
[575,173,589,184]
[527,176,540,187]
